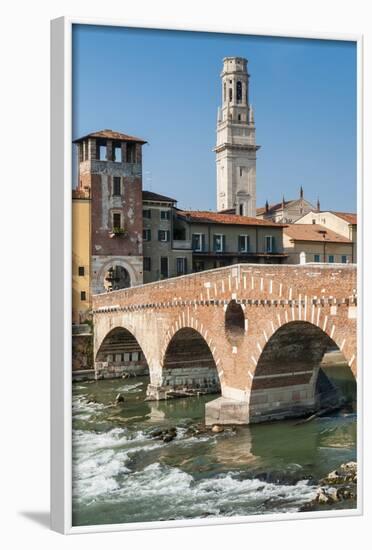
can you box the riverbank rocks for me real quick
[300,462,357,511]
[149,426,177,443]
[211,424,224,433]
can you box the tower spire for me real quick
[300,185,304,199]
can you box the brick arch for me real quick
[251,317,354,382]
[95,322,152,370]
[161,326,222,393]
[160,314,223,382]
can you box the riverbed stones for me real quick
[300,462,357,511]
[211,424,224,433]
[115,393,125,404]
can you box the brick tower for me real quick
[73,129,146,296]
[215,57,260,216]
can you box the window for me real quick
[158,230,169,242]
[160,257,168,278]
[143,209,152,219]
[113,144,122,162]
[160,210,170,220]
[113,213,121,229]
[239,204,244,216]
[113,177,121,196]
[80,291,86,301]
[143,257,151,271]
[314,254,320,262]
[265,235,274,253]
[126,142,136,163]
[192,233,204,252]
[143,229,151,241]
[229,88,232,102]
[78,266,85,276]
[312,219,316,224]
[213,234,225,252]
[238,235,250,252]
[223,82,226,102]
[236,81,242,102]
[176,257,187,275]
[239,167,243,177]
[238,114,241,121]
[341,255,348,263]
[98,144,107,160]
[328,255,335,263]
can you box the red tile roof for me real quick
[330,211,357,225]
[73,129,147,144]
[178,210,286,227]
[284,224,351,243]
[143,190,177,203]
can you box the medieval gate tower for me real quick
[215,57,260,216]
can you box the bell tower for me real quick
[215,57,260,216]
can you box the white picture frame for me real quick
[51,16,363,534]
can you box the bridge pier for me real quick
[206,366,343,425]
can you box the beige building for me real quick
[72,195,91,324]
[142,191,193,283]
[296,210,357,262]
[283,224,353,264]
[175,210,287,271]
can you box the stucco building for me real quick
[174,210,287,271]
[283,224,354,264]
[142,191,193,283]
[296,210,357,262]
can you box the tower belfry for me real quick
[215,57,260,216]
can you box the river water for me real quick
[72,365,356,527]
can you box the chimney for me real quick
[265,200,269,213]
[300,185,304,199]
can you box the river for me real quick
[72,365,356,527]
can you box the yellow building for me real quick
[72,193,91,324]
[283,224,353,264]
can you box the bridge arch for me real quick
[161,327,221,395]
[95,325,150,379]
[248,320,351,423]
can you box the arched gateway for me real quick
[93,264,357,424]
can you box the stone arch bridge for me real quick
[92,264,357,424]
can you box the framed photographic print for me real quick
[51,17,362,534]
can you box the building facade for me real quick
[142,191,193,283]
[296,210,357,262]
[72,195,91,324]
[215,57,259,216]
[175,211,287,271]
[283,224,353,264]
[256,187,317,223]
[73,129,146,303]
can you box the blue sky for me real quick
[72,25,357,212]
